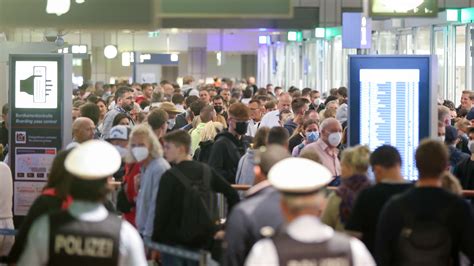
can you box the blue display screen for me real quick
[348,56,432,180]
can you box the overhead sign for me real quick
[348,56,437,181]
[370,0,437,17]
[9,54,72,216]
[343,13,372,49]
[159,0,292,18]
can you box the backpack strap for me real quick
[169,167,192,189]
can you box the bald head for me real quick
[73,117,95,143]
[277,92,292,112]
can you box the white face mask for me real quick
[313,98,321,106]
[132,146,149,162]
[328,132,342,147]
[114,145,128,158]
[168,119,176,130]
[438,135,445,142]
[468,140,474,153]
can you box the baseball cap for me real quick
[107,125,131,141]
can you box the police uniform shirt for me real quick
[18,200,147,266]
[245,215,375,266]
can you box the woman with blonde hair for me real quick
[127,124,170,239]
[321,145,372,231]
[193,121,223,163]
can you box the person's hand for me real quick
[214,230,225,240]
[134,174,141,191]
[150,250,160,262]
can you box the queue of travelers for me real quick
[0,77,473,266]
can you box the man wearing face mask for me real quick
[453,127,474,190]
[309,90,322,111]
[208,103,251,184]
[102,86,135,139]
[213,95,228,128]
[301,118,342,179]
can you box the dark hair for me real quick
[70,177,110,202]
[185,95,199,108]
[228,103,250,120]
[337,87,348,98]
[212,95,224,102]
[160,80,171,86]
[80,103,100,125]
[257,88,268,96]
[415,139,449,178]
[370,145,402,168]
[2,103,8,115]
[267,127,289,146]
[443,100,456,111]
[45,149,74,200]
[112,113,129,127]
[140,99,150,110]
[324,95,339,106]
[243,87,254,98]
[190,100,207,116]
[291,98,308,114]
[274,86,282,91]
[249,99,261,106]
[302,88,312,96]
[172,93,185,105]
[115,86,133,101]
[141,83,152,91]
[86,95,98,103]
[303,119,318,130]
[163,130,191,153]
[147,109,168,130]
[95,98,107,107]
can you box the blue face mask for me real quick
[306,131,319,143]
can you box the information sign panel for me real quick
[9,54,72,215]
[348,56,437,180]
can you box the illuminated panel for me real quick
[359,69,420,180]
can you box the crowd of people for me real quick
[0,76,473,265]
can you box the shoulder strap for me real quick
[169,167,192,189]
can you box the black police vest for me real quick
[273,232,353,266]
[48,210,121,266]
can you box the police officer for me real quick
[245,158,375,266]
[18,140,147,266]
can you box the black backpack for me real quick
[396,199,453,266]
[170,164,218,245]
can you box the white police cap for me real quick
[65,140,121,180]
[268,157,332,194]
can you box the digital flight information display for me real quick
[349,56,436,181]
[359,69,420,180]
